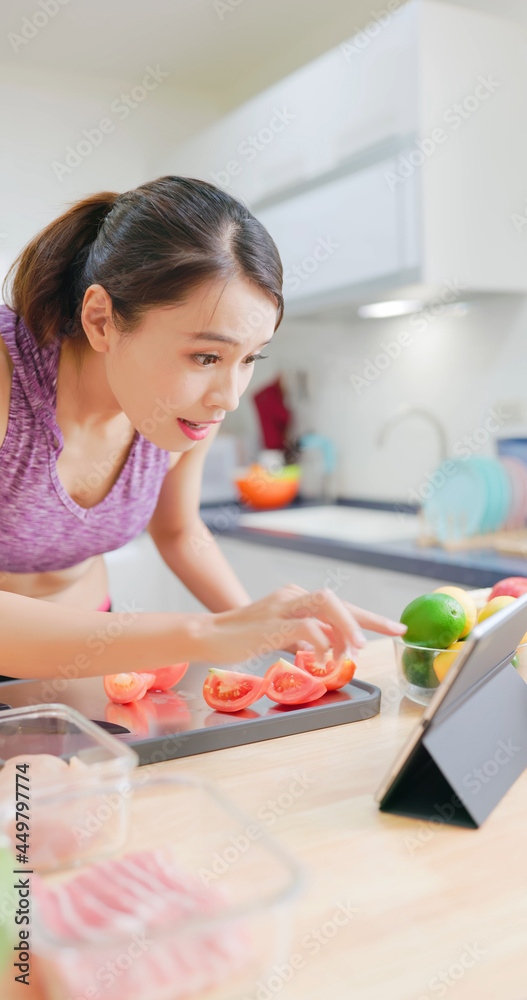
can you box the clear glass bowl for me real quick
[393,637,446,706]
[31,773,304,1000]
[395,634,524,706]
[0,704,138,872]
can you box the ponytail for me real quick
[2,193,119,348]
[2,177,284,348]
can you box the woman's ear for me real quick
[81,284,115,353]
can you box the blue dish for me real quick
[422,459,488,542]
[471,457,511,533]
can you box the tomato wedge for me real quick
[103,672,148,704]
[140,673,157,691]
[294,650,356,691]
[265,658,327,705]
[144,663,189,692]
[203,669,267,713]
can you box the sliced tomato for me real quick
[140,673,157,691]
[265,658,327,705]
[103,672,148,704]
[324,658,356,690]
[203,669,267,713]
[146,663,189,692]
[294,650,356,691]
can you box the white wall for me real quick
[223,292,527,502]
[0,65,219,288]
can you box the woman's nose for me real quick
[203,369,240,413]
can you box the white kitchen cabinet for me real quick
[257,158,419,308]
[167,0,527,301]
[168,4,418,207]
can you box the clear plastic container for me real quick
[31,773,304,1000]
[0,704,138,871]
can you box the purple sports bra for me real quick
[0,305,170,573]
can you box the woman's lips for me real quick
[177,418,214,441]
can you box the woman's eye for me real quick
[244,354,268,365]
[194,354,220,366]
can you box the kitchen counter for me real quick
[4,638,527,1000]
[201,499,527,588]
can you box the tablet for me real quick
[375,591,527,827]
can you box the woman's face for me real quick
[83,277,278,451]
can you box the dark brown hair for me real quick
[2,176,284,347]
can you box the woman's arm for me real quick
[152,517,252,612]
[0,585,373,680]
[148,428,252,612]
[0,590,205,679]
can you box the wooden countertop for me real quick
[4,637,527,1000]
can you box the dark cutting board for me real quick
[0,653,381,765]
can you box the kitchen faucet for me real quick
[376,406,449,463]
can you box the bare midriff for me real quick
[0,554,109,609]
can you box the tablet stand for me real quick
[379,661,527,828]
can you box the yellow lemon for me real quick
[433,586,477,638]
[477,595,516,623]
[433,641,465,683]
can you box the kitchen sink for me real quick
[237,505,420,544]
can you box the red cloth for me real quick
[253,379,291,449]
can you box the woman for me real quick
[0,176,405,681]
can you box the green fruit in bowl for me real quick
[272,464,301,480]
[400,593,466,649]
[402,647,440,689]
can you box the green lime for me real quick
[400,593,466,649]
[402,647,439,689]
[511,653,519,669]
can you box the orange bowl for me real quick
[235,475,299,509]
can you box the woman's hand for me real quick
[279,585,407,657]
[196,584,405,666]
